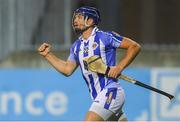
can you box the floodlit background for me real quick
[0,0,179,121]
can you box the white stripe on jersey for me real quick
[99,39,107,65]
[89,35,102,94]
[99,39,108,86]
[74,44,77,55]
[83,74,94,99]
[92,72,101,95]
[79,41,94,98]
[88,34,95,57]
[113,36,121,43]
[79,41,86,73]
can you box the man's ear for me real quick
[87,18,94,26]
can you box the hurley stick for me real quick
[83,55,175,100]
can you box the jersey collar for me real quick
[79,26,99,42]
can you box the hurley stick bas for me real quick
[83,55,175,101]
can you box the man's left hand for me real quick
[108,66,122,78]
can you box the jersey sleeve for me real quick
[68,42,77,62]
[108,31,124,48]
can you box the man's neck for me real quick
[82,27,94,40]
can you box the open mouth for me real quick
[73,23,78,27]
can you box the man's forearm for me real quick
[44,52,70,76]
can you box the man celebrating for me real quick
[38,6,141,121]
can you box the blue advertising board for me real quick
[0,68,179,121]
[0,69,90,121]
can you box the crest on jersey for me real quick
[92,42,98,50]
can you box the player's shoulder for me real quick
[96,29,124,46]
[71,39,81,49]
[96,29,111,36]
[96,29,121,38]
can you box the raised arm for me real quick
[38,43,77,76]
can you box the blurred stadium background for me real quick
[0,0,179,121]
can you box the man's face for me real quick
[73,13,86,32]
[72,13,94,34]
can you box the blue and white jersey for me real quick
[68,27,124,100]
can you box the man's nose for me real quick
[73,19,79,26]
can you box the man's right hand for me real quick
[38,43,51,57]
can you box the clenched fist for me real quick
[38,43,51,57]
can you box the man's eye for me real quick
[75,15,81,19]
